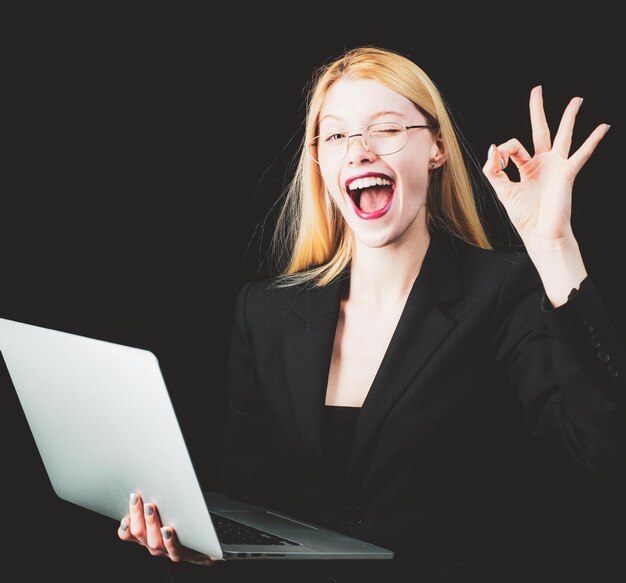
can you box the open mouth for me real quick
[346,175,396,220]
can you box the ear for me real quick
[429,130,447,168]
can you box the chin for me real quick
[348,211,425,250]
[348,225,400,249]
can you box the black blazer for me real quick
[217,229,626,583]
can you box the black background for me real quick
[2,8,624,582]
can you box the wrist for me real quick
[524,235,587,308]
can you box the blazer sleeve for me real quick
[220,281,272,505]
[493,252,626,477]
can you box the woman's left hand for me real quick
[482,85,610,249]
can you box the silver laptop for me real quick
[0,316,393,561]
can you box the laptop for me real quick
[0,316,393,561]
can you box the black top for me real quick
[322,405,360,495]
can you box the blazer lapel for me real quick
[345,230,463,490]
[284,270,347,459]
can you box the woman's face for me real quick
[316,78,444,249]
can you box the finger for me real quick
[118,515,139,543]
[483,144,512,195]
[494,138,532,171]
[530,85,551,154]
[161,527,220,566]
[144,503,167,555]
[553,96,584,158]
[568,124,611,176]
[129,492,147,543]
[161,527,185,563]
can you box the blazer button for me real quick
[584,320,594,332]
[590,335,601,348]
[598,350,610,362]
[344,505,364,526]
[608,364,619,378]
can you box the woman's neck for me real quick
[348,222,431,309]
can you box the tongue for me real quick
[359,185,393,212]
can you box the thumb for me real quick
[482,144,510,197]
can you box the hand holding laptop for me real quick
[117,491,219,566]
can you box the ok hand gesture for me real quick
[482,85,610,249]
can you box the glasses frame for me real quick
[309,122,435,166]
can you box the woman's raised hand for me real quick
[118,492,219,566]
[482,85,610,249]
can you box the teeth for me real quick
[348,176,393,191]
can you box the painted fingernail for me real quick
[487,144,495,159]
[161,527,172,540]
[130,492,138,506]
[121,518,128,531]
[145,503,153,517]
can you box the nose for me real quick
[345,133,376,164]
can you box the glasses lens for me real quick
[366,123,407,156]
[311,131,348,165]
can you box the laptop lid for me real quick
[0,316,222,558]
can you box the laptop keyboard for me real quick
[209,512,301,546]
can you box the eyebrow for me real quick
[319,110,407,125]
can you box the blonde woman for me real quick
[119,47,624,582]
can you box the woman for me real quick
[118,46,624,582]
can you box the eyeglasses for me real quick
[309,121,435,165]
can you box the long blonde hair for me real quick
[270,46,492,287]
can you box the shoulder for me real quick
[233,275,307,326]
[447,233,538,289]
[424,231,543,321]
[237,275,304,305]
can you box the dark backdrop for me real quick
[2,9,624,583]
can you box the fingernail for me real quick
[145,503,153,517]
[500,159,506,170]
[537,84,542,93]
[487,144,495,160]
[579,97,584,106]
[130,492,138,506]
[121,518,128,531]
[604,124,611,133]
[161,527,171,540]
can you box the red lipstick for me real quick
[344,172,396,221]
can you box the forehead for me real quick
[319,78,417,126]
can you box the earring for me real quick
[429,162,436,168]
